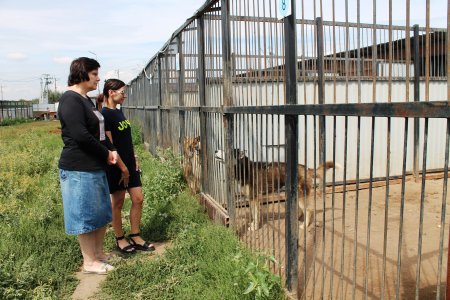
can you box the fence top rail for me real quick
[206,14,446,32]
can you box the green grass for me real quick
[0,121,80,299]
[0,118,33,126]
[100,142,284,300]
[0,121,285,300]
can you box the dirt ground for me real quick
[236,178,450,299]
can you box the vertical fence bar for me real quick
[415,118,428,300]
[352,116,361,300]
[448,1,450,103]
[316,17,325,166]
[340,116,348,300]
[425,0,430,102]
[446,3,450,299]
[371,0,377,103]
[284,0,299,295]
[197,15,208,194]
[178,35,186,157]
[413,25,420,182]
[331,116,337,300]
[388,0,392,103]
[439,119,449,300]
[381,117,391,299]
[221,0,235,227]
[157,54,163,149]
[364,117,376,299]
[356,0,361,103]
[446,117,450,300]
[405,0,411,103]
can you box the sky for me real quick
[0,0,447,101]
[0,0,206,100]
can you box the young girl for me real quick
[98,79,155,254]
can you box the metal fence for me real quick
[0,101,33,121]
[123,0,449,298]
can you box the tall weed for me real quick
[101,222,284,300]
[100,143,284,300]
[134,147,185,241]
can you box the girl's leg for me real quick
[128,187,146,245]
[111,190,130,249]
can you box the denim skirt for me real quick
[59,169,112,235]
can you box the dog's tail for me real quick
[315,161,340,176]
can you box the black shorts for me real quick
[105,166,142,194]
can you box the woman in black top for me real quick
[58,57,117,275]
[98,79,155,253]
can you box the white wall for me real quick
[203,80,447,182]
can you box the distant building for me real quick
[33,103,58,120]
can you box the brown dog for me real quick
[214,149,337,231]
[183,136,201,193]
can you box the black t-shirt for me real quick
[101,107,136,169]
[58,90,115,171]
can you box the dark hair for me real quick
[103,78,125,94]
[95,94,104,110]
[97,78,126,106]
[67,57,100,86]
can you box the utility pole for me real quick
[40,78,43,103]
[115,69,120,79]
[54,76,58,92]
[0,84,3,100]
[41,74,53,104]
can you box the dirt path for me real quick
[71,241,171,300]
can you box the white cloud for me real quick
[7,52,27,61]
[53,56,72,64]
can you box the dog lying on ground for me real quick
[183,136,201,193]
[214,148,337,231]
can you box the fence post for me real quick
[413,24,420,182]
[197,15,208,194]
[157,54,164,149]
[221,0,235,228]
[316,17,325,165]
[178,34,186,157]
[284,0,299,296]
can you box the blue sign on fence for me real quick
[278,0,291,19]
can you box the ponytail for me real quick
[96,93,105,110]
